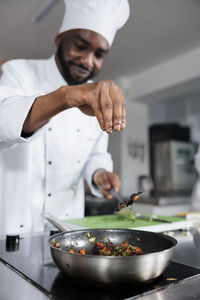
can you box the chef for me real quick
[0,0,130,235]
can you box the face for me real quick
[55,29,109,85]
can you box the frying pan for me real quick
[47,216,177,285]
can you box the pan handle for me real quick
[43,213,73,232]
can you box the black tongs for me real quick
[108,187,142,211]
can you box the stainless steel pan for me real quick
[47,216,177,285]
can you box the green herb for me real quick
[128,204,136,222]
[89,237,96,243]
[51,238,56,246]
[83,232,91,239]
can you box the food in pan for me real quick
[91,240,143,256]
[52,238,143,256]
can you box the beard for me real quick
[56,42,99,85]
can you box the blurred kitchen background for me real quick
[1,0,200,216]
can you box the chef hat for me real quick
[59,0,130,46]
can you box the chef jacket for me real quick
[0,56,113,235]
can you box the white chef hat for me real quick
[59,0,130,46]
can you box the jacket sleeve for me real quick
[83,131,113,197]
[0,61,48,151]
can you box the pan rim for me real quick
[48,228,177,258]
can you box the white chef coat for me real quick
[0,56,113,236]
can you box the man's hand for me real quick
[92,168,121,199]
[22,79,125,135]
[63,79,126,134]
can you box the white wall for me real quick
[116,46,200,104]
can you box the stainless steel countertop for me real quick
[1,226,200,300]
[130,225,200,300]
[172,226,200,269]
[130,275,200,300]
[0,261,50,300]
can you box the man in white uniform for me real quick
[0,0,130,235]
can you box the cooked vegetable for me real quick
[65,239,143,256]
[55,242,60,248]
[89,237,96,243]
[69,249,75,253]
[79,248,86,255]
[92,240,143,256]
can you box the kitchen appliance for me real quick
[152,140,197,196]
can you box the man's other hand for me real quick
[92,168,121,199]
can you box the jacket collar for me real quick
[44,55,67,89]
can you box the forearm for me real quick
[22,86,69,134]
[22,79,126,135]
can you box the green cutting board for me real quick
[63,214,184,230]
